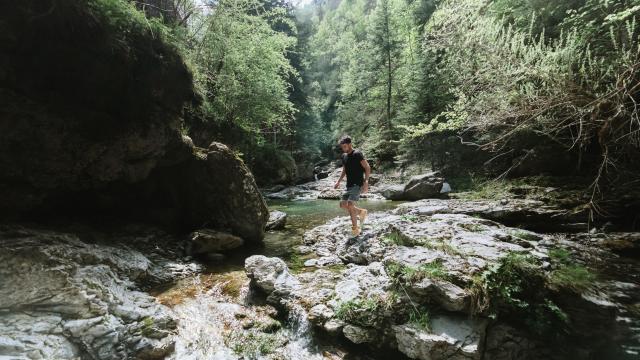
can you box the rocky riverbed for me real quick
[1,195,638,359]
[245,199,640,360]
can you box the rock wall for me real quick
[0,0,268,241]
[0,226,184,359]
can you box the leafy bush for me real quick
[548,247,596,292]
[469,252,570,339]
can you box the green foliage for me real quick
[382,229,414,246]
[300,0,640,191]
[335,293,397,327]
[186,0,296,138]
[225,330,281,356]
[477,253,542,312]
[87,0,174,46]
[408,307,431,330]
[385,259,452,284]
[549,265,596,292]
[469,252,571,339]
[548,248,596,292]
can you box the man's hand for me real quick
[362,181,369,194]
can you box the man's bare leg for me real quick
[353,204,367,225]
[346,202,358,226]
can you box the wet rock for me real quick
[266,186,311,200]
[309,304,335,323]
[324,319,346,335]
[395,198,583,231]
[483,324,554,360]
[266,211,288,230]
[245,255,300,298]
[0,226,177,360]
[410,278,469,312]
[381,173,444,201]
[381,185,406,201]
[393,315,487,360]
[319,189,342,200]
[187,229,244,255]
[343,325,376,344]
[265,184,287,193]
[246,201,623,359]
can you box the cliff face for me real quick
[0,0,268,240]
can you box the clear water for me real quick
[155,198,640,359]
[155,198,402,359]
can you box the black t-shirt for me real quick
[342,149,365,187]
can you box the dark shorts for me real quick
[341,185,361,202]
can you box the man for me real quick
[334,136,371,236]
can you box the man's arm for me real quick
[360,159,371,193]
[334,166,346,189]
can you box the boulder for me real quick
[161,142,269,242]
[381,185,406,201]
[0,1,268,242]
[318,189,342,200]
[266,210,287,230]
[393,316,487,360]
[187,229,244,255]
[244,255,300,297]
[381,172,444,201]
[403,173,445,200]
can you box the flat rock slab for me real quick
[0,226,178,360]
[393,315,487,360]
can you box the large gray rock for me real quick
[393,316,487,360]
[245,255,300,298]
[403,173,445,200]
[172,142,269,242]
[395,198,583,231]
[410,278,469,312]
[381,185,406,201]
[266,211,287,230]
[187,229,244,254]
[381,172,444,201]
[0,226,178,360]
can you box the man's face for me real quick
[340,143,352,153]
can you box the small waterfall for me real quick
[165,274,326,359]
[168,278,239,360]
[277,302,324,360]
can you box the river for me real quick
[151,198,640,360]
[152,198,403,359]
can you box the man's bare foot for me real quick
[352,226,361,236]
[359,209,368,227]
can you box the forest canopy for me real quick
[130,0,639,199]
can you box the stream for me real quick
[151,198,640,360]
[152,199,403,359]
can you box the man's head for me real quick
[339,135,353,153]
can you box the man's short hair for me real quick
[339,135,352,145]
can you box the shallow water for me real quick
[154,198,402,359]
[153,198,640,359]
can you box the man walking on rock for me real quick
[334,136,371,236]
